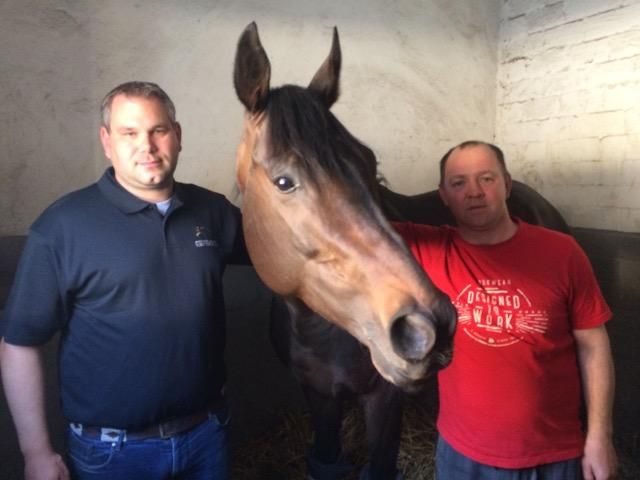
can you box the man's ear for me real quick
[504,172,513,199]
[438,185,449,207]
[99,126,112,160]
[174,122,183,152]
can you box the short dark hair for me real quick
[439,140,507,185]
[100,81,177,130]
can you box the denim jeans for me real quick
[67,411,229,480]
[435,435,582,480]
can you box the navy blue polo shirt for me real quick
[1,168,248,428]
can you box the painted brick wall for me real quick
[496,1,640,232]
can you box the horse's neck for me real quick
[289,306,340,342]
[284,300,361,353]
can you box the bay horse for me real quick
[233,23,456,479]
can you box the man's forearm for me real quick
[574,325,617,479]
[0,339,54,457]
[574,326,615,437]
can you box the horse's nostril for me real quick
[390,312,437,362]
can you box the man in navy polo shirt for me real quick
[0,81,248,479]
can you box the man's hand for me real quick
[582,433,617,480]
[24,450,70,480]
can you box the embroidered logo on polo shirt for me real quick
[454,278,549,347]
[194,226,218,248]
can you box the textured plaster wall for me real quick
[496,0,640,232]
[0,0,500,235]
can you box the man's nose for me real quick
[466,179,484,197]
[138,133,157,152]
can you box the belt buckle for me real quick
[100,428,123,442]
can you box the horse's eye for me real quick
[273,175,297,193]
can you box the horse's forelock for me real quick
[264,86,378,202]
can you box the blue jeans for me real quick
[435,435,582,480]
[67,411,229,480]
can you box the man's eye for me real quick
[273,176,298,193]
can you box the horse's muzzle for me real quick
[381,297,456,391]
[390,311,437,362]
[391,294,456,360]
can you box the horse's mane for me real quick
[265,86,380,200]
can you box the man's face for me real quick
[100,94,182,201]
[439,144,512,231]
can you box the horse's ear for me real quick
[234,22,271,113]
[308,27,341,108]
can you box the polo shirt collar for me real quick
[97,168,184,214]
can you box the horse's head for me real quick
[233,22,456,391]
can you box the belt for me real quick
[71,400,226,441]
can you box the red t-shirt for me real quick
[396,219,612,468]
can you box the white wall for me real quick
[496,0,640,232]
[0,0,500,235]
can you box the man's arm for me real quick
[0,339,69,480]
[573,325,617,480]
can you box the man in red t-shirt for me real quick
[396,141,617,480]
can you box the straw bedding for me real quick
[231,395,437,480]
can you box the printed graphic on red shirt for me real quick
[455,279,549,347]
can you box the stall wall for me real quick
[0,0,500,235]
[496,0,640,232]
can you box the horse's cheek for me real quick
[251,248,298,296]
[242,202,297,296]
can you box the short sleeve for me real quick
[0,229,67,345]
[223,201,251,266]
[567,239,612,330]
